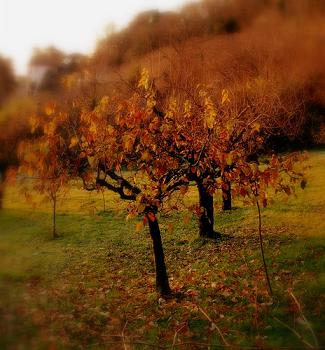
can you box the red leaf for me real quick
[147,212,156,222]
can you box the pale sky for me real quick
[0,0,197,75]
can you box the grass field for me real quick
[0,151,324,349]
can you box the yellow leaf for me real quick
[199,89,207,98]
[123,135,134,152]
[204,96,216,129]
[45,103,55,115]
[29,115,39,133]
[206,114,215,129]
[69,136,78,148]
[252,122,260,132]
[250,162,258,174]
[107,125,114,136]
[100,96,109,109]
[184,100,192,116]
[226,153,233,166]
[221,89,230,105]
[138,68,149,90]
[89,123,97,134]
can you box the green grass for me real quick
[0,151,324,349]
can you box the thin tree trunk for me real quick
[196,181,216,238]
[256,198,273,296]
[222,178,232,211]
[147,212,171,297]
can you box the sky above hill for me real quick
[0,0,197,75]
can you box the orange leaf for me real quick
[147,212,156,222]
[45,103,55,115]
[135,221,143,232]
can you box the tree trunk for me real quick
[0,169,6,210]
[0,182,4,210]
[147,212,171,297]
[196,181,215,238]
[222,179,232,211]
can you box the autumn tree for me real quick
[127,71,295,237]
[228,151,307,294]
[29,46,87,94]
[18,103,79,238]
[74,91,195,296]
[19,93,190,296]
[0,97,36,209]
[0,56,15,107]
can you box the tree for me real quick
[217,75,307,211]
[125,73,277,237]
[228,151,307,294]
[19,93,189,296]
[28,46,87,94]
[134,69,309,239]
[18,103,74,238]
[0,56,15,106]
[0,97,36,209]
[130,75,225,238]
[73,91,190,296]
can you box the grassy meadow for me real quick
[0,150,324,349]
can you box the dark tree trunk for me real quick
[0,169,6,210]
[222,179,232,211]
[0,182,3,210]
[196,180,215,238]
[147,213,171,297]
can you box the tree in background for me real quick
[0,98,36,209]
[0,56,15,106]
[28,46,87,94]
[18,103,77,238]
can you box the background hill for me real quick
[86,0,325,147]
